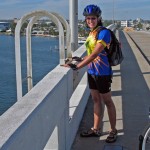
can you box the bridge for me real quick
[72,31,150,150]
[0,3,150,150]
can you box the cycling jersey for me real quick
[85,26,113,76]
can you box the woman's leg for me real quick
[80,89,102,137]
[90,89,103,130]
[101,91,116,131]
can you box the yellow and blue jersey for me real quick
[85,26,113,76]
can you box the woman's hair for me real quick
[97,17,103,26]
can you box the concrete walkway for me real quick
[126,31,150,64]
[71,31,150,150]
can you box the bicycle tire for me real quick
[139,124,150,150]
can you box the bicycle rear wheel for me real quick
[139,124,150,150]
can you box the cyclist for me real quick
[64,4,118,143]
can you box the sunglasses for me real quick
[86,17,97,20]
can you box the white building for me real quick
[0,22,10,32]
[136,18,143,23]
[121,20,134,27]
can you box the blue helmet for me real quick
[83,4,102,17]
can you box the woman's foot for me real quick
[80,127,101,137]
[105,129,118,143]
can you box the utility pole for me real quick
[113,0,115,24]
[69,0,78,52]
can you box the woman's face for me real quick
[86,15,98,29]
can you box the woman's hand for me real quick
[62,64,70,67]
[61,63,78,70]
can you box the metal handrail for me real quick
[26,13,72,92]
[15,10,69,100]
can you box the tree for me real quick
[10,22,17,34]
[103,20,112,27]
[137,22,143,29]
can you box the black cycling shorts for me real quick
[88,73,112,94]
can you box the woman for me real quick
[65,4,117,143]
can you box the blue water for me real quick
[0,35,59,115]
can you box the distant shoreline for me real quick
[0,32,59,37]
[0,32,13,35]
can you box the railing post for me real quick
[26,16,39,91]
[15,20,23,100]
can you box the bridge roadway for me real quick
[71,31,150,150]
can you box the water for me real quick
[0,34,59,115]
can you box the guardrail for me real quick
[107,24,117,31]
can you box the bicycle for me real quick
[139,107,150,150]
[139,124,150,150]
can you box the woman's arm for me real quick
[77,42,105,69]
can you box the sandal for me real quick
[105,130,118,143]
[80,128,101,137]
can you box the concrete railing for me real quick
[107,24,117,31]
[0,44,90,150]
[0,23,117,150]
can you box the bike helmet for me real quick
[83,4,102,17]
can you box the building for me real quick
[121,20,134,27]
[0,22,10,32]
[136,18,143,23]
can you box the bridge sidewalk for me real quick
[71,31,150,150]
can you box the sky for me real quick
[0,0,149,20]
